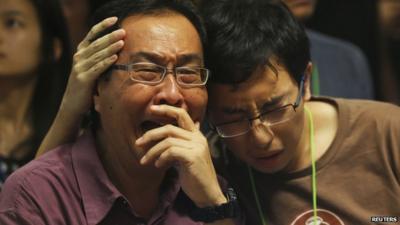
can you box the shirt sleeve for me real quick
[0,209,45,225]
[0,172,46,225]
[387,106,400,183]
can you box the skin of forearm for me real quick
[35,104,84,157]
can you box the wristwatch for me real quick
[189,188,241,223]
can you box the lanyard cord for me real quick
[311,64,320,96]
[247,106,318,225]
[307,106,318,224]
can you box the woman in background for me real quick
[0,0,71,186]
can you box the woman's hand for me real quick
[36,17,125,157]
[61,17,125,116]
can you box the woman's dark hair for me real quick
[29,0,72,158]
[201,0,310,85]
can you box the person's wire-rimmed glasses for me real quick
[212,76,305,138]
[111,62,210,87]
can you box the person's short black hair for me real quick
[201,0,310,85]
[91,0,206,48]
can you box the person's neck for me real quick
[0,76,37,124]
[96,129,168,219]
[286,108,311,172]
[288,101,338,172]
[0,76,38,157]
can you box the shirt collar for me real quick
[71,131,183,225]
[71,131,122,225]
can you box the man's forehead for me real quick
[119,11,191,34]
[208,68,295,108]
[210,59,295,91]
[117,12,203,64]
[211,68,279,92]
[120,51,203,64]
[209,82,278,103]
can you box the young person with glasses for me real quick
[204,0,400,224]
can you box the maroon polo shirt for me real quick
[0,132,203,225]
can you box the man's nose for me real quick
[153,74,185,108]
[249,119,274,148]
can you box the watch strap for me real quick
[189,188,240,223]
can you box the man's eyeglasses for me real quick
[212,76,305,138]
[111,62,210,87]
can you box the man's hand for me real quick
[137,105,227,208]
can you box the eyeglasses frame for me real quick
[111,62,210,87]
[212,75,306,138]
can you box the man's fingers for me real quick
[150,105,196,131]
[77,17,118,50]
[155,148,186,168]
[140,137,188,165]
[136,124,192,147]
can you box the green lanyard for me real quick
[311,64,320,96]
[247,106,318,225]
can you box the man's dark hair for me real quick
[91,0,206,48]
[201,0,310,85]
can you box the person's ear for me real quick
[93,80,102,113]
[303,62,312,101]
[93,93,101,113]
[53,38,63,61]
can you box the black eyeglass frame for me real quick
[211,75,306,138]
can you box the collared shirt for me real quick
[0,156,29,189]
[0,132,203,225]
